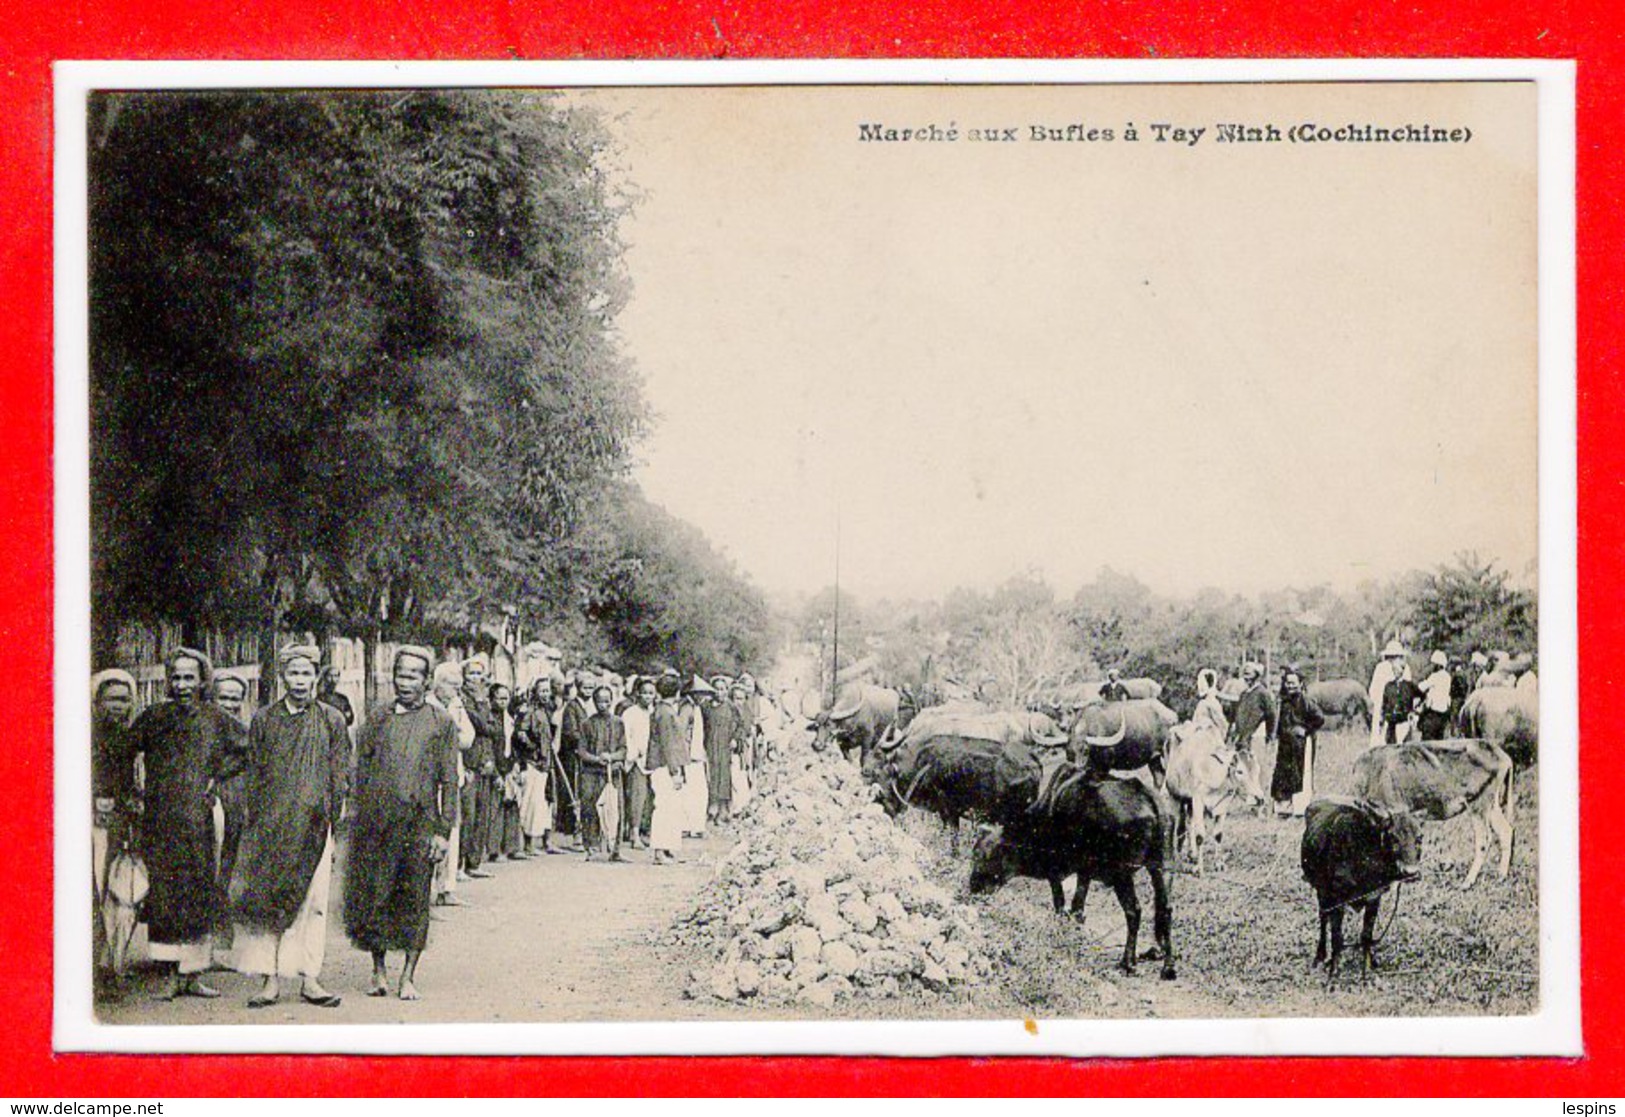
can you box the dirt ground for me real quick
[98,836,732,1025]
[947,723,1540,1021]
[100,725,1538,1026]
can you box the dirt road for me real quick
[99,836,728,1025]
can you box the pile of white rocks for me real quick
[678,730,992,1008]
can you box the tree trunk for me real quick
[259,553,283,706]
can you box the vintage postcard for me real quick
[53,60,1578,1056]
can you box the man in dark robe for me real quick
[1226,661,1276,812]
[555,672,593,845]
[127,648,246,999]
[1270,668,1325,816]
[702,682,738,826]
[647,675,689,865]
[343,646,458,1001]
[317,667,355,728]
[229,645,350,1008]
[1382,668,1423,743]
[459,655,500,878]
[490,682,526,860]
[1099,668,1131,703]
[577,686,627,861]
[91,669,138,993]
[209,671,251,961]
[513,677,561,854]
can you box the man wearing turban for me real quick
[343,646,459,1000]
[228,645,351,1008]
[91,668,138,992]
[459,654,501,874]
[1225,661,1276,808]
[210,671,252,962]
[127,648,247,999]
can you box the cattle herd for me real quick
[800,670,1534,989]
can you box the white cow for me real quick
[1165,721,1268,875]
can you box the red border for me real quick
[3,0,1620,1096]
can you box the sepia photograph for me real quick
[53,62,1577,1056]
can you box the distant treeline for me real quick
[798,553,1537,716]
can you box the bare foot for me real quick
[367,977,389,997]
[398,980,421,1001]
[182,977,221,999]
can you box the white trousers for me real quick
[595,779,621,853]
[149,938,212,974]
[519,767,551,837]
[682,760,708,835]
[435,823,460,895]
[233,836,333,978]
[649,768,684,853]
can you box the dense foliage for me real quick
[90,90,772,671]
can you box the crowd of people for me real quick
[89,643,774,1006]
[1177,642,1537,820]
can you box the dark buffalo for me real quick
[864,734,1041,851]
[1306,678,1371,728]
[1300,797,1422,985]
[969,771,1176,979]
[814,683,902,765]
[1068,699,1179,781]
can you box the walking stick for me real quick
[547,743,582,835]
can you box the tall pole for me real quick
[830,509,842,707]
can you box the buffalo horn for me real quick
[1083,712,1127,747]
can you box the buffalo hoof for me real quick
[1117,962,1137,977]
[1160,964,1177,981]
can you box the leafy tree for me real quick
[581,482,776,674]
[1408,552,1537,656]
[89,90,647,665]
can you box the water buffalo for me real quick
[814,683,901,765]
[1306,678,1371,728]
[864,733,1042,848]
[900,704,1070,750]
[1068,699,1179,782]
[1301,797,1422,985]
[969,772,1176,979]
[1164,722,1268,875]
[1458,686,1537,767]
[1352,739,1514,888]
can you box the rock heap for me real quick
[678,729,992,1007]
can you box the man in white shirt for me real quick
[1418,650,1455,741]
[620,678,655,850]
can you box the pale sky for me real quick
[571,83,1538,600]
